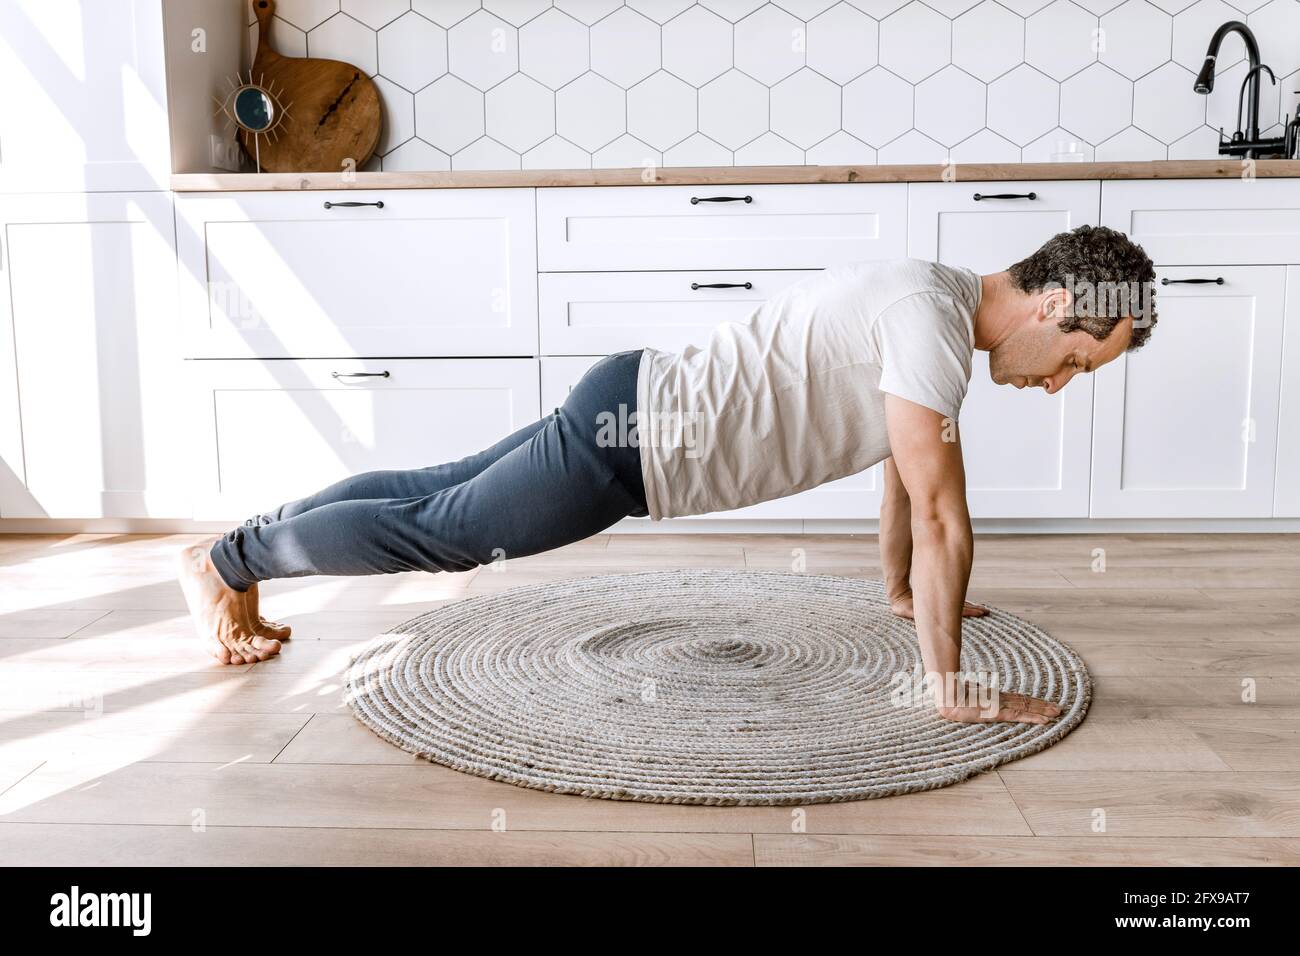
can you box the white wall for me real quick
[161,0,248,173]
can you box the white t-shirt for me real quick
[635,258,981,520]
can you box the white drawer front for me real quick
[537,183,907,271]
[539,270,820,354]
[540,356,880,520]
[1101,179,1300,265]
[908,181,1101,273]
[176,190,538,359]
[188,358,541,520]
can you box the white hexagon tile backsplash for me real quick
[247,0,1300,169]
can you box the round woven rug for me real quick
[344,570,1090,805]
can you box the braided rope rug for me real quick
[344,570,1090,806]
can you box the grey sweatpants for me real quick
[209,350,648,591]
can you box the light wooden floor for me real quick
[0,531,1297,866]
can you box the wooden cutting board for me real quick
[240,0,381,173]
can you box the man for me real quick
[179,225,1157,726]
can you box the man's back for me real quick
[636,258,982,520]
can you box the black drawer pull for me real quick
[691,281,752,290]
[1161,277,1224,285]
[690,195,752,204]
[323,200,385,209]
[972,192,1037,201]
[331,370,390,379]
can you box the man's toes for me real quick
[248,634,283,660]
[227,640,260,665]
[205,639,233,665]
[257,618,291,640]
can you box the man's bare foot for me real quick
[890,593,989,620]
[177,535,282,665]
[245,582,291,641]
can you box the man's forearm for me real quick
[879,461,913,602]
[909,510,973,706]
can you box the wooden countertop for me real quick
[171,159,1300,191]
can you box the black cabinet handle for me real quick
[690,195,752,204]
[691,281,752,290]
[1161,277,1224,285]
[972,192,1037,201]
[331,370,390,379]
[323,200,385,209]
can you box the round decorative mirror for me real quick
[215,70,290,172]
[232,85,274,132]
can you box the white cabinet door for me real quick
[188,358,541,521]
[539,270,820,355]
[1091,266,1286,518]
[0,192,188,518]
[539,356,882,521]
[0,0,170,192]
[960,352,1094,518]
[909,181,1099,517]
[537,184,907,271]
[1101,179,1300,265]
[1272,267,1300,516]
[175,190,538,359]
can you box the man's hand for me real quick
[935,691,1063,725]
[890,592,988,620]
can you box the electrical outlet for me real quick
[209,134,243,172]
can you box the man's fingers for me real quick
[994,699,1049,724]
[939,692,1062,724]
[997,693,1062,718]
[1017,695,1061,717]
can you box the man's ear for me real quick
[1038,286,1072,324]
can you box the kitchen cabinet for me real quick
[537,184,907,272]
[908,181,1101,517]
[186,358,541,521]
[175,189,539,359]
[0,191,189,518]
[0,0,170,193]
[1101,179,1300,265]
[539,270,819,355]
[1273,266,1300,517]
[1090,266,1286,518]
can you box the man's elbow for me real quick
[909,495,970,540]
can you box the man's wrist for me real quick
[923,672,996,711]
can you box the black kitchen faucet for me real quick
[1193,19,1299,159]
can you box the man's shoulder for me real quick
[827,257,971,291]
[822,258,976,315]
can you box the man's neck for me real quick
[973,272,1021,352]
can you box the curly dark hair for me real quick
[1007,225,1157,351]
